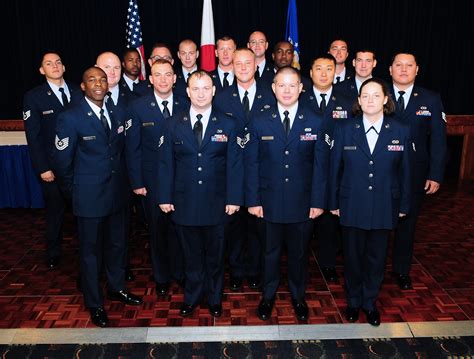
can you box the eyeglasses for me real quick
[150,55,173,62]
[249,40,267,46]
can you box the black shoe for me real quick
[230,276,243,291]
[180,303,197,317]
[76,276,82,292]
[89,307,108,327]
[292,299,309,321]
[257,298,274,321]
[156,282,170,296]
[247,275,261,290]
[209,304,222,317]
[107,290,142,305]
[363,309,381,326]
[47,257,59,270]
[125,268,135,282]
[321,267,339,283]
[345,307,360,322]
[394,273,412,290]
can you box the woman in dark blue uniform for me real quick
[328,78,411,326]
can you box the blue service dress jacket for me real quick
[245,104,328,224]
[158,109,244,226]
[328,116,412,230]
[53,98,127,218]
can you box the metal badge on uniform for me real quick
[211,134,228,142]
[388,145,404,151]
[344,146,357,150]
[183,116,188,121]
[414,92,418,97]
[271,113,277,118]
[125,119,132,130]
[263,104,271,109]
[117,125,124,134]
[142,122,155,127]
[257,94,262,99]
[298,114,304,119]
[309,95,314,100]
[47,91,52,96]
[23,110,31,121]
[87,111,93,117]
[42,110,54,115]
[151,102,156,107]
[305,128,312,132]
[232,93,238,97]
[82,136,96,141]
[225,112,233,116]
[392,139,399,144]
[442,112,447,123]
[211,116,217,122]
[237,133,250,148]
[261,136,274,141]
[331,96,336,101]
[300,133,317,141]
[385,123,390,128]
[355,124,360,128]
[217,129,223,133]
[158,135,164,147]
[332,110,347,119]
[55,135,69,150]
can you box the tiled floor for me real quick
[0,182,473,329]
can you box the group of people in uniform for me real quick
[22,31,446,328]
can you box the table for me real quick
[0,131,44,208]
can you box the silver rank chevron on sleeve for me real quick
[125,119,132,131]
[325,133,334,149]
[55,135,69,151]
[158,135,164,147]
[237,133,250,149]
[23,110,31,121]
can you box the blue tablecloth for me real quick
[0,145,44,208]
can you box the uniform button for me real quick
[285,164,289,169]
[110,157,113,160]
[368,186,373,190]
[198,180,203,185]
[369,160,374,165]
[285,178,289,182]
[284,150,289,155]
[198,167,202,171]
[368,173,373,178]
[198,153,202,157]
[111,170,115,174]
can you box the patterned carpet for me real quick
[2,336,474,358]
[0,182,473,328]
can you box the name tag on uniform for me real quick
[142,122,154,127]
[300,134,317,141]
[416,110,431,116]
[174,141,183,145]
[82,136,96,141]
[42,110,54,115]
[261,136,274,141]
[344,146,357,150]
[388,145,404,151]
[332,110,347,119]
[211,134,228,142]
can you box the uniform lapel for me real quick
[81,99,108,140]
[352,118,371,158]
[44,82,64,110]
[287,105,307,144]
[200,111,219,149]
[179,112,199,150]
[269,108,287,142]
[372,117,392,157]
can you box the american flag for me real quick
[125,0,146,80]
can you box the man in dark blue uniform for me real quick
[246,66,327,321]
[214,48,276,291]
[300,53,353,284]
[158,70,243,318]
[247,31,274,84]
[175,39,199,97]
[126,59,188,297]
[337,49,377,102]
[328,39,354,84]
[119,48,144,100]
[389,52,447,290]
[54,67,142,327]
[23,51,81,269]
[210,36,236,93]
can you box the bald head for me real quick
[96,51,121,88]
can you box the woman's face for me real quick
[358,81,388,117]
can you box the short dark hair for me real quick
[310,53,336,67]
[273,41,294,54]
[149,43,172,58]
[354,49,376,61]
[39,50,61,66]
[150,59,175,72]
[352,78,395,115]
[216,36,236,47]
[122,48,139,60]
[390,52,417,65]
[187,69,213,86]
[274,65,301,83]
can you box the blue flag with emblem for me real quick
[285,0,300,69]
